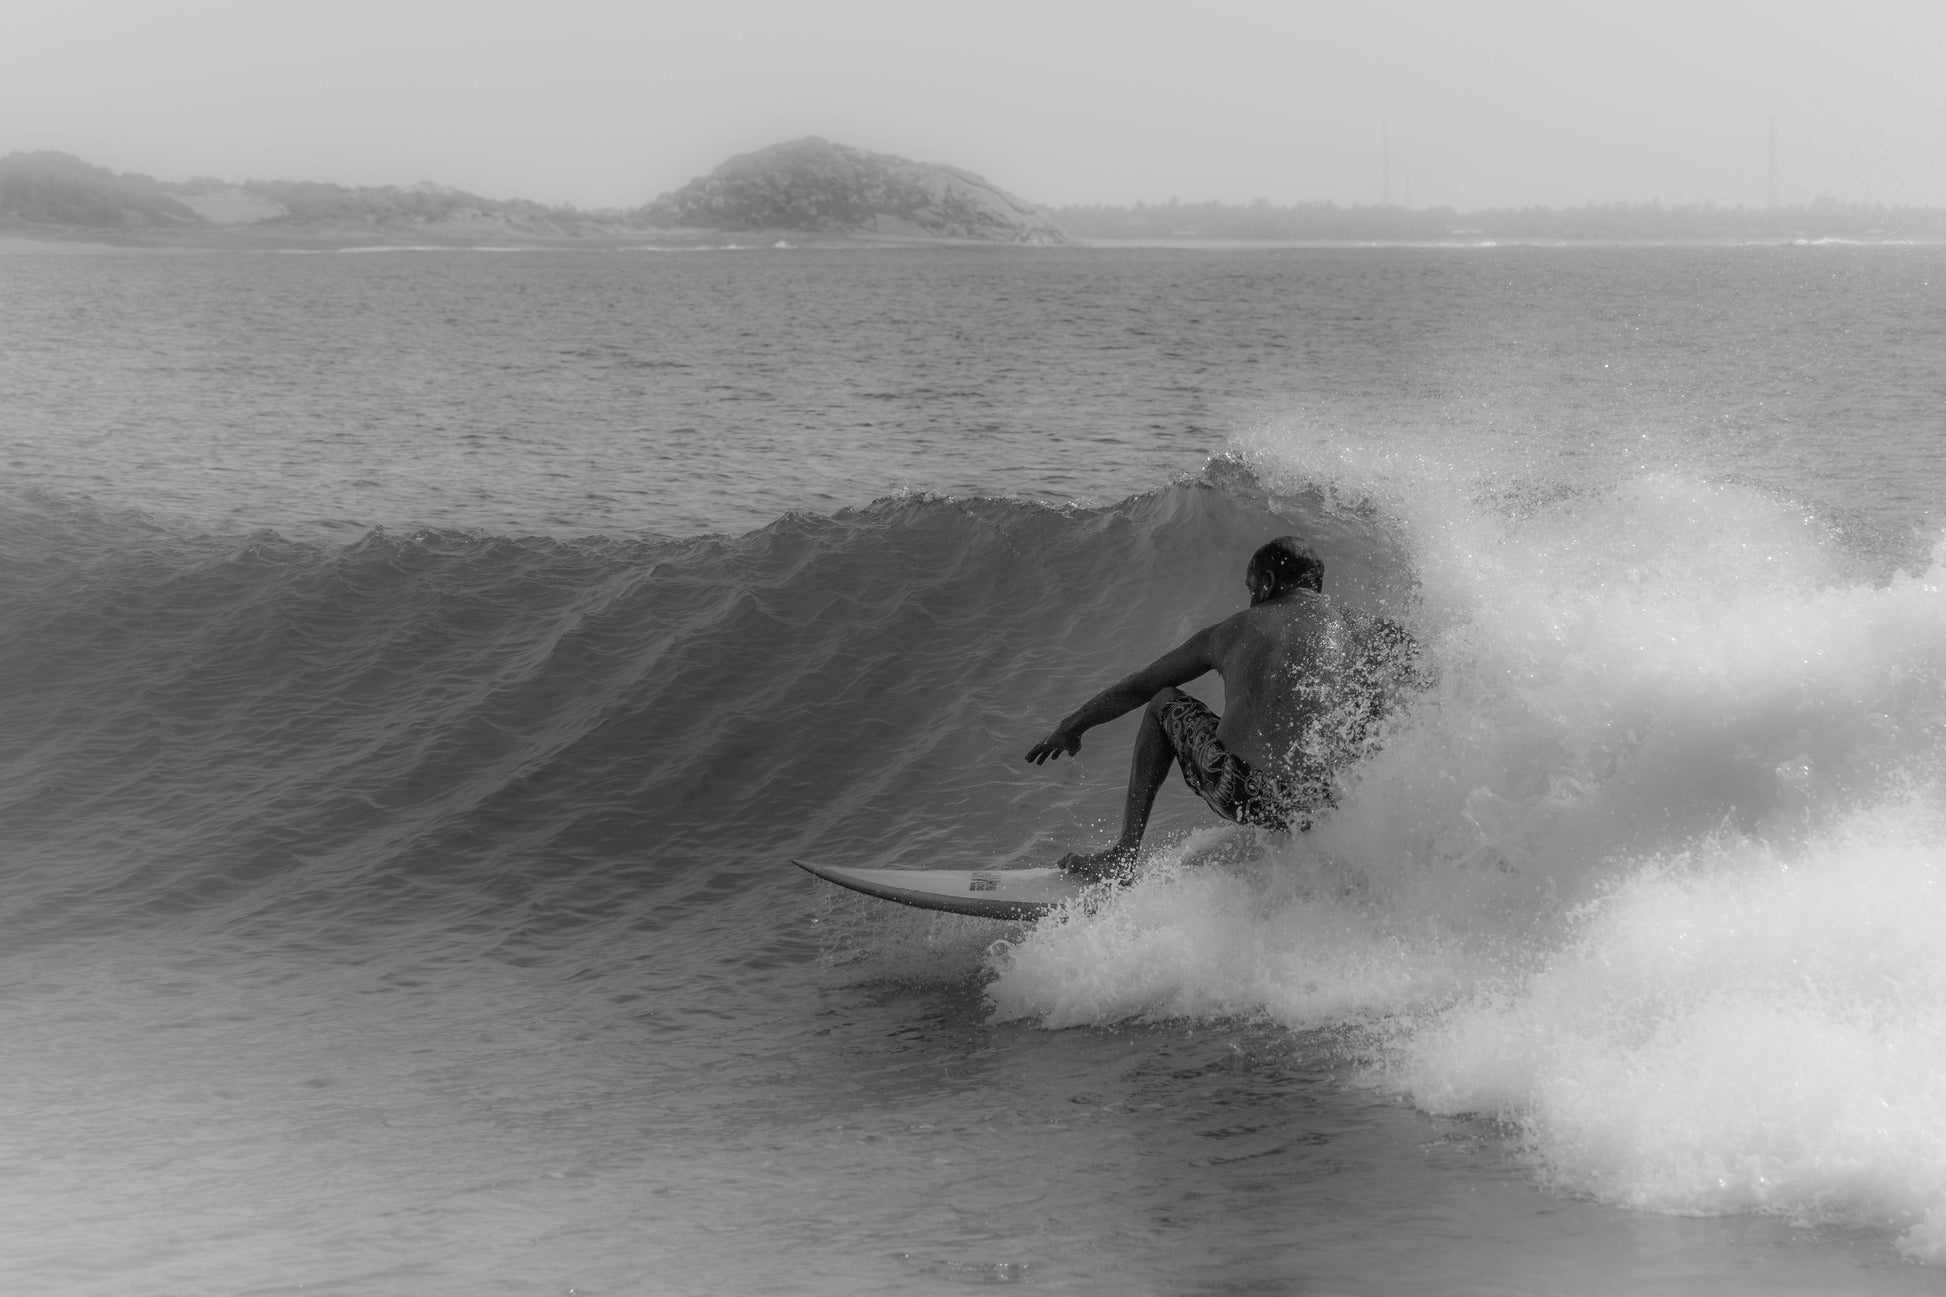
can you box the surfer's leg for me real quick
[1058,687,1183,881]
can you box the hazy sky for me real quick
[6,0,1942,211]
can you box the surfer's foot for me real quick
[1057,844,1138,883]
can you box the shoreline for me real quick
[7,225,1942,255]
[0,220,1073,253]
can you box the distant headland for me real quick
[0,140,1067,249]
[5,143,1944,250]
[0,149,644,248]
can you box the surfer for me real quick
[1026,536,1359,881]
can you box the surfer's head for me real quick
[1247,536,1323,604]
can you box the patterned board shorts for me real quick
[1155,692,1329,832]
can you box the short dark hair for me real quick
[1249,536,1323,594]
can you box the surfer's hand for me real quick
[1025,727,1081,764]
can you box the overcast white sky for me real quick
[5,0,1942,211]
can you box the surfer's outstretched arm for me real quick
[1024,628,1219,764]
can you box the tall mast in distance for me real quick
[1383,118,1392,206]
[1767,115,1780,208]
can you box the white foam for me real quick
[986,438,1946,1256]
[986,830,1480,1030]
[1393,802,1946,1258]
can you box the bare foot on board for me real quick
[1056,844,1138,883]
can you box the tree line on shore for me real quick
[1053,195,1946,241]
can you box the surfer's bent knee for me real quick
[1147,685,1187,712]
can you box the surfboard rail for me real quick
[793,859,1087,920]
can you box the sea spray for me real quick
[985,447,1946,1256]
[984,828,1477,1031]
[1394,801,1946,1259]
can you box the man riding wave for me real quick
[1026,536,1413,880]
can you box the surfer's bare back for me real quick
[1026,537,1339,881]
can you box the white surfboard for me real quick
[793,859,1089,919]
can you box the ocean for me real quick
[2,239,1944,1295]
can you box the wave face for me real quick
[5,439,1946,1260]
[0,463,1403,949]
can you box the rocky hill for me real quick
[642,137,1066,243]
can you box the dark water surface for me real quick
[4,243,1941,543]
[2,243,1945,1294]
